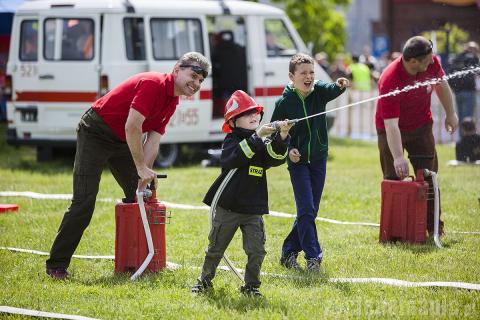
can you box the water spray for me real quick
[269,66,480,130]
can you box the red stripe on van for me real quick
[199,90,212,100]
[254,87,284,97]
[16,91,98,103]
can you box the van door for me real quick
[34,13,100,139]
[145,15,213,144]
[257,17,299,122]
[9,17,41,135]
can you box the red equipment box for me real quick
[0,204,19,214]
[379,170,429,244]
[115,194,167,273]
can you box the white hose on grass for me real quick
[2,246,479,291]
[1,191,479,234]
[0,306,99,320]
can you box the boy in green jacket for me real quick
[271,53,349,271]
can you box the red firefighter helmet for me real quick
[222,90,263,133]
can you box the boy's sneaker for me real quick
[191,279,213,294]
[306,258,322,272]
[240,285,262,297]
[46,267,69,280]
[280,252,302,270]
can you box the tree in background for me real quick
[421,23,470,56]
[255,0,350,61]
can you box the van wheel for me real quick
[155,144,179,168]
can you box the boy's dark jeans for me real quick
[377,122,443,233]
[200,206,266,287]
[282,158,326,260]
[47,108,138,269]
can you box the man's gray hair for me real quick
[177,52,211,74]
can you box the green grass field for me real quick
[0,124,479,319]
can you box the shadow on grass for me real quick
[74,268,186,289]
[264,268,353,293]
[201,286,287,314]
[380,237,459,253]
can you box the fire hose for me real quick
[130,189,154,280]
[428,170,442,248]
[131,174,167,281]
[268,66,480,131]
[209,168,245,282]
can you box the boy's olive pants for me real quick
[47,108,138,269]
[199,206,267,287]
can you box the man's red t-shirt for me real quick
[92,72,179,141]
[375,55,445,131]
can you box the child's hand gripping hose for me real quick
[269,119,298,131]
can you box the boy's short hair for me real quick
[289,53,314,74]
[177,52,211,74]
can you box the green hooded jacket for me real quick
[270,80,345,164]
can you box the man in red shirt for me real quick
[46,52,211,279]
[376,36,458,236]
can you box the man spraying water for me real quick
[375,36,459,237]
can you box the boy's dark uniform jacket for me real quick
[271,80,345,164]
[203,127,289,215]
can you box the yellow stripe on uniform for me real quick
[266,142,287,160]
[239,139,255,158]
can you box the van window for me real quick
[19,20,38,61]
[264,19,297,57]
[151,18,203,60]
[44,18,94,61]
[124,18,145,60]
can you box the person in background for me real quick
[359,45,380,82]
[315,51,331,74]
[349,55,372,92]
[448,41,479,122]
[329,53,351,81]
[456,117,480,162]
[375,36,458,236]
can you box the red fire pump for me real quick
[379,169,441,247]
[115,175,169,278]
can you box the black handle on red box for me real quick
[149,174,167,190]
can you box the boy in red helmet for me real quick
[192,90,294,296]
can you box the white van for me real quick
[5,0,332,166]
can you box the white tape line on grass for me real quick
[2,247,480,291]
[0,306,98,320]
[0,191,116,202]
[1,191,479,234]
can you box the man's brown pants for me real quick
[377,122,443,234]
[47,108,138,269]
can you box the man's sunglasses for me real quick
[179,64,208,78]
